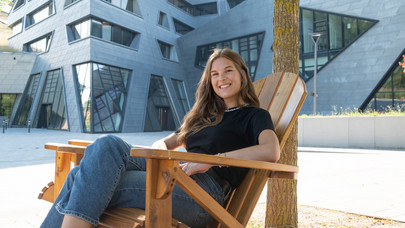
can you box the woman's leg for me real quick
[41,135,145,227]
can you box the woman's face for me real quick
[210,57,242,109]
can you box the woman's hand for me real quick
[179,162,213,176]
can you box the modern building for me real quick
[3,0,405,133]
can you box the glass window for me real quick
[72,19,90,40]
[26,2,54,27]
[343,17,357,46]
[65,0,80,7]
[25,33,52,53]
[193,2,217,16]
[173,18,194,35]
[302,9,314,53]
[144,75,176,131]
[11,20,23,35]
[361,51,405,112]
[91,19,102,38]
[227,0,245,9]
[68,18,139,48]
[299,7,377,82]
[74,62,130,133]
[101,0,141,15]
[33,69,68,130]
[195,32,264,80]
[158,40,177,61]
[12,74,40,126]
[329,14,342,49]
[13,0,24,10]
[158,11,169,29]
[171,79,189,118]
[168,0,217,16]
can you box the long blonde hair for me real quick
[177,48,259,144]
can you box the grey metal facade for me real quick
[6,0,404,132]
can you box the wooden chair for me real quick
[39,72,307,227]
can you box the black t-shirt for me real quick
[185,106,275,189]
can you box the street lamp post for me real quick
[309,33,321,115]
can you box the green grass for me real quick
[0,45,20,52]
[300,104,405,117]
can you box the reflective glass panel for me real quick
[34,69,68,130]
[74,62,130,133]
[12,74,41,126]
[299,7,377,82]
[171,79,189,119]
[25,33,52,53]
[12,20,23,35]
[144,76,176,131]
[173,18,194,35]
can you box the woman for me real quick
[41,48,280,228]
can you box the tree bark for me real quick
[266,0,300,227]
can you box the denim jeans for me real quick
[41,135,225,228]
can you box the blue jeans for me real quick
[41,135,225,228]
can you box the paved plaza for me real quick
[0,128,405,227]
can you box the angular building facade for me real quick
[4,0,405,133]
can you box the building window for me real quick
[33,69,68,130]
[158,11,169,29]
[360,50,405,112]
[26,1,54,27]
[101,0,141,16]
[195,32,264,80]
[0,94,17,119]
[13,0,24,11]
[11,19,23,35]
[12,74,41,126]
[74,62,131,133]
[157,40,178,61]
[64,0,80,7]
[299,7,377,82]
[171,79,189,119]
[168,0,217,16]
[193,2,217,16]
[144,75,176,131]
[227,0,245,9]
[68,17,140,49]
[24,33,52,53]
[173,18,194,35]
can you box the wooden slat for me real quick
[236,170,270,226]
[175,170,243,228]
[68,139,94,146]
[276,77,307,149]
[131,149,298,173]
[54,152,72,200]
[268,72,298,130]
[226,169,257,218]
[145,159,174,228]
[258,72,283,111]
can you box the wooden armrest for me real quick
[68,139,93,146]
[45,143,86,154]
[130,148,298,174]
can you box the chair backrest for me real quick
[224,72,307,226]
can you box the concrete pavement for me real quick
[1,128,404,227]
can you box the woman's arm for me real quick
[180,129,280,176]
[151,132,183,150]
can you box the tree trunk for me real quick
[266,0,300,227]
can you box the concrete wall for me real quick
[300,0,405,115]
[298,116,405,149]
